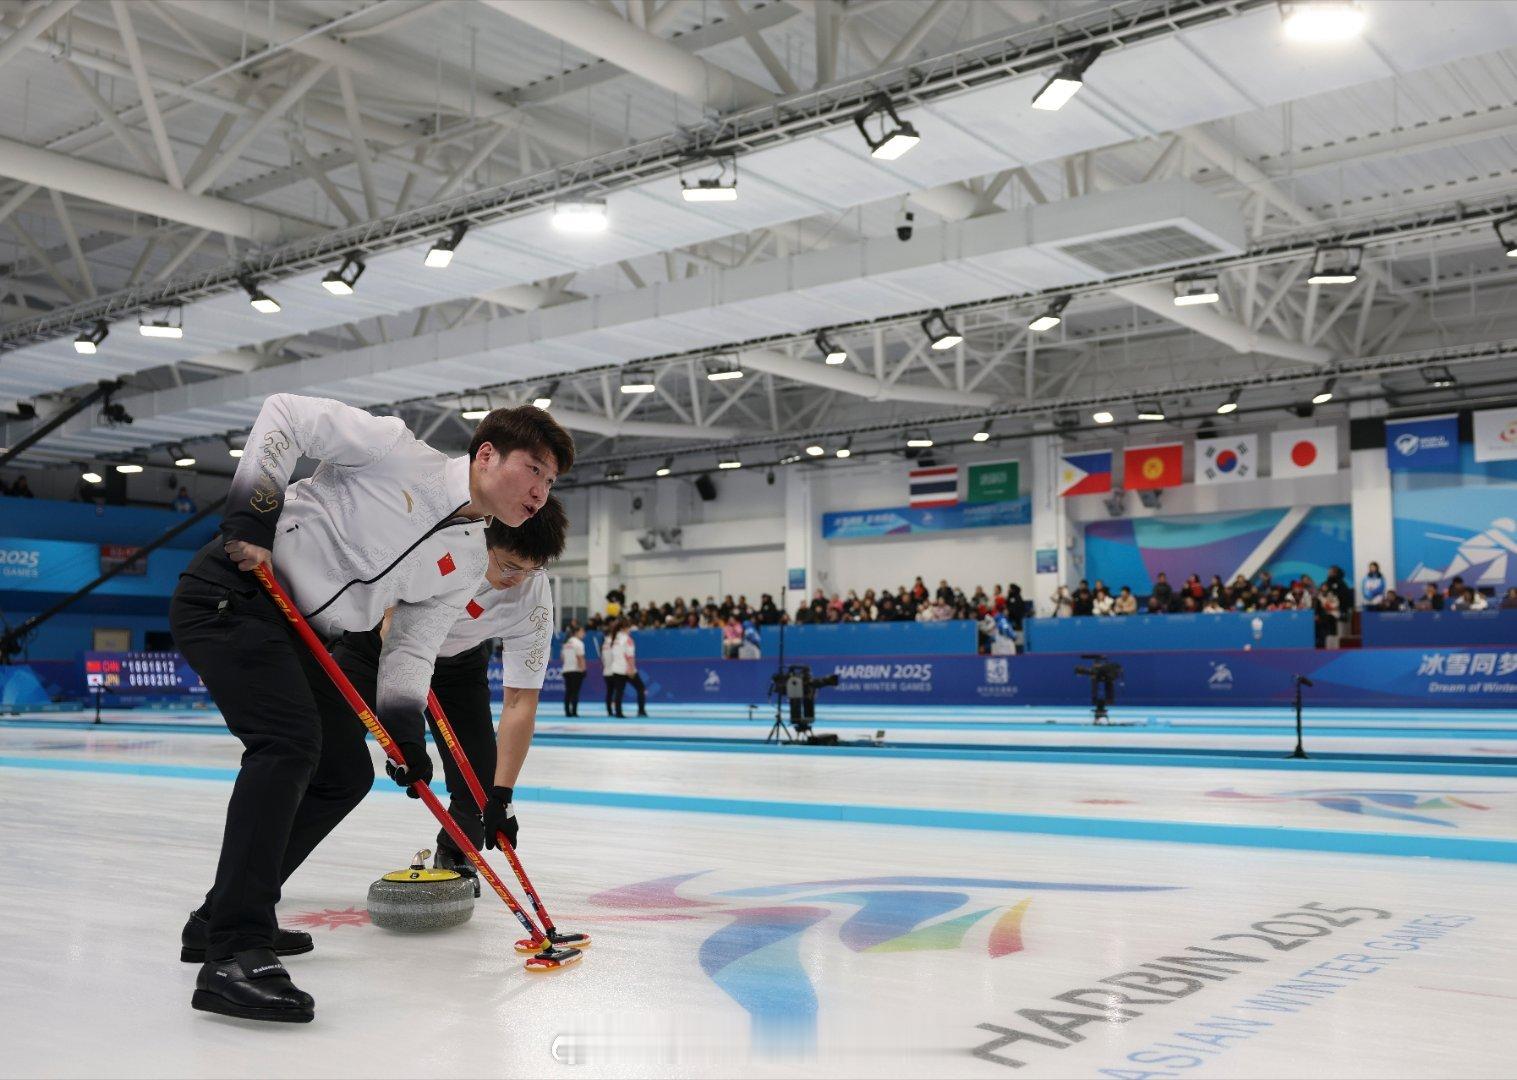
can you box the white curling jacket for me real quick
[437,573,555,690]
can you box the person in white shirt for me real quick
[334,497,567,872]
[622,624,648,717]
[560,625,587,717]
[603,620,629,717]
[169,397,573,1024]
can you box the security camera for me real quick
[895,206,915,242]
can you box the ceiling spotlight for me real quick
[531,381,557,410]
[1028,295,1070,333]
[835,444,852,459]
[1280,1,1367,43]
[74,320,109,355]
[805,444,825,457]
[655,457,673,477]
[705,359,744,382]
[552,198,609,234]
[1031,45,1102,112]
[1495,214,1517,258]
[138,306,184,339]
[816,332,847,365]
[239,277,281,314]
[1308,245,1361,285]
[905,430,934,449]
[171,444,196,467]
[1311,378,1337,405]
[605,465,625,482]
[1216,388,1241,415]
[114,462,143,474]
[680,156,738,202]
[1092,409,1115,424]
[718,455,742,470]
[922,309,962,351]
[532,397,553,410]
[225,436,244,459]
[460,408,489,420]
[972,429,991,442]
[1137,403,1166,421]
[1423,365,1456,389]
[425,223,468,269]
[853,93,921,161]
[1173,276,1220,306]
[620,369,656,394]
[81,469,103,484]
[321,253,366,295]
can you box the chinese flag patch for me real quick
[466,599,484,619]
[437,552,456,576]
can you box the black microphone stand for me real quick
[1287,675,1311,759]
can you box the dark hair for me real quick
[485,494,568,565]
[469,404,575,474]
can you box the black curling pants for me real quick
[335,631,495,857]
[171,542,374,959]
[562,671,585,716]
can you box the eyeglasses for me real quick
[493,557,548,579]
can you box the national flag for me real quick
[1057,451,1112,496]
[1270,426,1338,477]
[908,465,958,507]
[1123,443,1184,490]
[1196,434,1258,484]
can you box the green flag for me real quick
[967,460,1019,503]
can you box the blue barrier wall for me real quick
[0,496,218,548]
[759,620,977,657]
[1363,610,1517,647]
[1025,610,1314,653]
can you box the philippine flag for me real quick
[1122,443,1184,490]
[1196,434,1258,484]
[1270,426,1338,478]
[1058,450,1113,497]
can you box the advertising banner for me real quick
[1472,406,1517,462]
[1386,414,1460,473]
[0,537,187,596]
[1026,610,1314,653]
[821,498,1030,539]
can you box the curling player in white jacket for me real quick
[169,396,574,1024]
[332,496,567,876]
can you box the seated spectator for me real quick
[1180,595,1200,613]
[1092,585,1115,616]
[173,485,196,513]
[911,576,928,602]
[1005,584,1027,629]
[1051,585,1074,618]
[1072,585,1094,617]
[1380,589,1406,611]
[991,584,1007,614]
[877,592,898,620]
[757,594,780,625]
[807,588,827,621]
[1202,596,1225,613]
[722,616,743,658]
[1254,570,1273,594]
[11,475,34,498]
[1114,586,1137,615]
[1315,584,1341,647]
[1325,565,1353,612]
[1206,575,1226,605]
[1415,583,1444,611]
[1502,587,1517,610]
[1151,572,1174,611]
[1145,594,1165,615]
[935,578,954,604]
[1452,585,1489,611]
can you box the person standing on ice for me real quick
[169,396,573,1024]
[331,497,568,874]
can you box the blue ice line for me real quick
[2,755,1516,864]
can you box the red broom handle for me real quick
[252,564,546,947]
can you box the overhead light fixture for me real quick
[74,320,109,355]
[972,429,991,443]
[1031,45,1102,112]
[816,332,847,365]
[1028,295,1070,333]
[655,457,673,477]
[1423,365,1456,389]
[853,93,921,161]
[922,309,962,350]
[718,455,742,470]
[905,430,934,449]
[1311,378,1337,405]
[552,198,609,234]
[1495,214,1517,258]
[680,156,738,202]
[321,253,366,295]
[531,380,557,410]
[620,369,656,394]
[115,463,143,474]
[81,468,103,484]
[425,223,468,269]
[1216,388,1241,415]
[1092,409,1115,424]
[226,436,244,459]
[460,408,489,421]
[1308,245,1361,285]
[605,466,625,482]
[1173,276,1220,306]
[705,359,743,382]
[532,397,553,410]
[805,444,825,457]
[239,276,281,314]
[171,444,196,467]
[1137,403,1166,421]
[1280,1,1367,43]
[138,306,184,339]
[835,444,851,459]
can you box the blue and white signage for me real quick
[822,497,1030,540]
[1386,414,1460,473]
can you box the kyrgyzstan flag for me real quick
[1123,443,1184,490]
[1271,426,1338,477]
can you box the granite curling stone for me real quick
[367,849,475,932]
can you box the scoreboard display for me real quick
[83,652,207,696]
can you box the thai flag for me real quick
[1058,451,1113,496]
[909,465,959,507]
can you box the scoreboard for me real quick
[83,652,207,696]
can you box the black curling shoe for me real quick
[192,949,314,1023]
[180,910,313,963]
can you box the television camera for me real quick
[767,663,840,744]
[1074,653,1123,725]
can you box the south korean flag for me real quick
[1196,434,1257,484]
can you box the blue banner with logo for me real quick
[0,537,188,596]
[1386,414,1460,473]
[821,497,1030,539]
[1362,609,1517,647]
[1027,610,1315,652]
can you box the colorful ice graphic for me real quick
[589,872,1177,1056]
[1208,787,1500,828]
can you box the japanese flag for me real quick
[1271,426,1338,478]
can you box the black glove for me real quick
[482,786,518,850]
[384,741,433,798]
